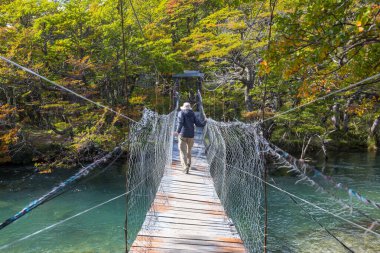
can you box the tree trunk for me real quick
[342,91,362,132]
[370,116,380,136]
[342,114,349,132]
[274,92,282,110]
[331,103,340,130]
[244,83,253,112]
[244,67,254,112]
[368,115,380,151]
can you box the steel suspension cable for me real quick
[0,146,124,231]
[263,72,380,122]
[270,178,355,253]
[0,145,169,250]
[225,160,380,238]
[0,56,138,124]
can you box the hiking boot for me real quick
[183,164,190,174]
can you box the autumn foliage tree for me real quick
[0,0,379,171]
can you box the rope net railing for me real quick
[0,107,178,250]
[201,118,380,252]
[125,108,177,248]
[196,90,265,251]
[196,89,380,252]
[203,119,267,252]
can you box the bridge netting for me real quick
[125,108,177,247]
[123,98,269,252]
[203,120,267,252]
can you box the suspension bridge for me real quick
[0,56,380,252]
[130,128,245,252]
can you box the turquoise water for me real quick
[0,151,379,252]
[267,151,380,252]
[0,165,127,253]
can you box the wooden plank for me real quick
[130,130,246,253]
[132,237,245,250]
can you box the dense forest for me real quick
[0,0,379,171]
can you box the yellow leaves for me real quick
[66,55,94,73]
[226,21,247,31]
[145,23,168,41]
[1,128,19,144]
[373,5,380,23]
[111,109,121,126]
[318,47,329,60]
[356,20,364,32]
[0,104,16,121]
[129,95,146,105]
[283,64,300,80]
[347,97,379,116]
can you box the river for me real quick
[0,151,379,252]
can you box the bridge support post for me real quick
[264,161,268,253]
[173,78,180,110]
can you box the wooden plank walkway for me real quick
[130,129,246,253]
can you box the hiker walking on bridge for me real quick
[175,102,206,174]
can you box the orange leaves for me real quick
[0,104,19,162]
[297,79,335,99]
[166,0,205,16]
[0,127,19,164]
[242,109,275,120]
[0,127,19,145]
[38,168,52,174]
[66,55,94,73]
[259,60,271,76]
[166,0,180,15]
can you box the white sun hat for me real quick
[180,102,192,110]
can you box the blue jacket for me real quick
[177,109,206,138]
